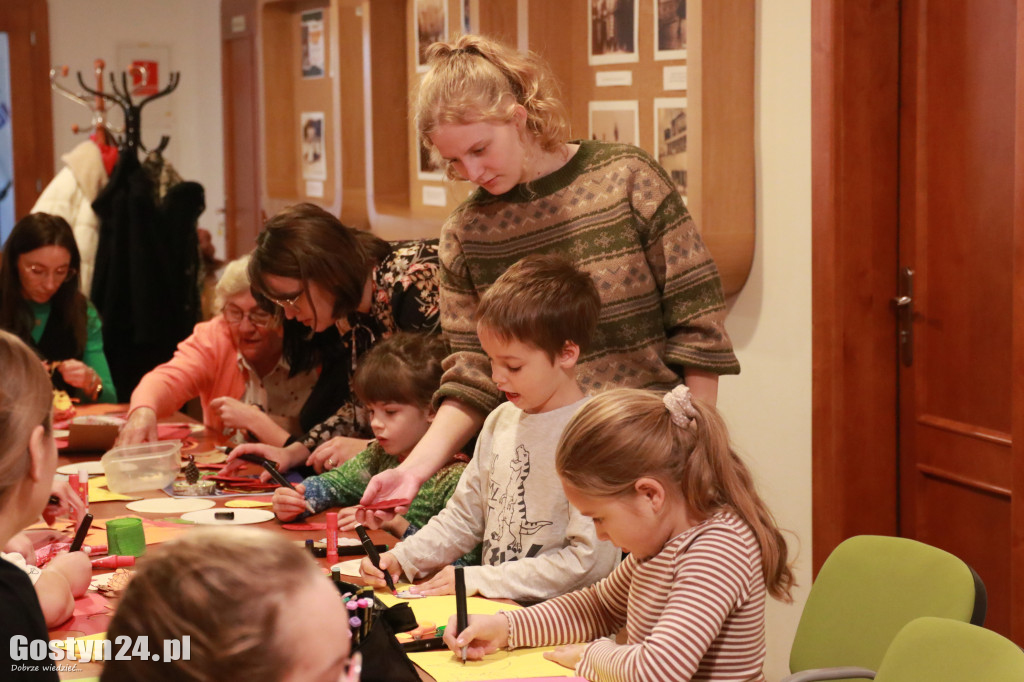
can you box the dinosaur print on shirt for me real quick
[487,443,552,562]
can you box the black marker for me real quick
[68,513,93,553]
[400,637,449,653]
[354,522,397,595]
[254,458,316,515]
[455,565,468,664]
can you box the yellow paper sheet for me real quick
[88,476,137,502]
[225,499,273,508]
[376,594,573,680]
[408,647,574,681]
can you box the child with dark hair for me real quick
[272,333,474,557]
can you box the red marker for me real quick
[325,512,339,564]
[91,555,135,569]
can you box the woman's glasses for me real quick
[266,292,303,313]
[222,304,275,328]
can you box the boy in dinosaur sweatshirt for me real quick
[362,255,620,601]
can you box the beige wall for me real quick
[721,1,812,678]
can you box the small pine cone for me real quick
[182,455,200,484]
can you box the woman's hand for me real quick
[56,359,98,394]
[44,479,85,525]
[307,437,370,473]
[271,484,308,522]
[442,613,510,661]
[358,551,402,589]
[358,468,423,519]
[410,566,455,596]
[116,407,159,446]
[543,644,585,670]
[210,397,261,432]
[220,442,308,480]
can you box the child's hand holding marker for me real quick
[271,483,309,522]
[442,613,509,662]
[357,550,401,591]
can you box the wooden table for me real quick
[49,405,417,680]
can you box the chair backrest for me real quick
[874,617,1024,682]
[789,535,985,675]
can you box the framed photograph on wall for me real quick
[588,100,639,147]
[654,97,687,200]
[416,0,448,73]
[655,0,687,61]
[589,0,639,65]
[301,10,326,78]
[418,140,445,181]
[300,111,327,181]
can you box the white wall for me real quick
[720,1,813,679]
[47,0,225,257]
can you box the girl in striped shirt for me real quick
[443,385,795,681]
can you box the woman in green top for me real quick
[0,213,116,403]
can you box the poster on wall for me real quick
[416,0,448,73]
[589,0,639,65]
[655,0,687,60]
[116,43,174,146]
[301,10,326,78]
[654,97,687,200]
[588,100,639,147]
[418,140,445,181]
[300,112,327,181]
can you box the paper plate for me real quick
[329,558,364,578]
[56,461,105,476]
[179,508,276,525]
[125,498,216,514]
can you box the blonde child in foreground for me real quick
[0,330,90,674]
[444,386,795,682]
[100,527,360,682]
[360,254,620,600]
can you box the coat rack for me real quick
[48,59,121,145]
[75,66,180,154]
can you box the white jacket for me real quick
[31,140,108,297]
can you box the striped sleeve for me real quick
[506,556,633,647]
[580,527,764,682]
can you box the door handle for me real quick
[892,268,914,366]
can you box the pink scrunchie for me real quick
[663,385,698,428]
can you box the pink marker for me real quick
[91,555,135,569]
[325,512,339,564]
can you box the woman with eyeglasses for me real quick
[0,213,116,403]
[116,255,318,446]
[223,203,441,477]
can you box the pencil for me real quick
[455,566,468,664]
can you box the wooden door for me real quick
[897,0,1016,637]
[221,0,262,258]
[0,0,53,223]
[813,0,1024,644]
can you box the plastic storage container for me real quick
[101,441,182,494]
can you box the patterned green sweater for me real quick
[302,441,480,564]
[436,140,740,415]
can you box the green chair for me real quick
[782,535,987,682]
[873,617,1024,682]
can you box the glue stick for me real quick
[326,512,339,564]
[73,468,89,518]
